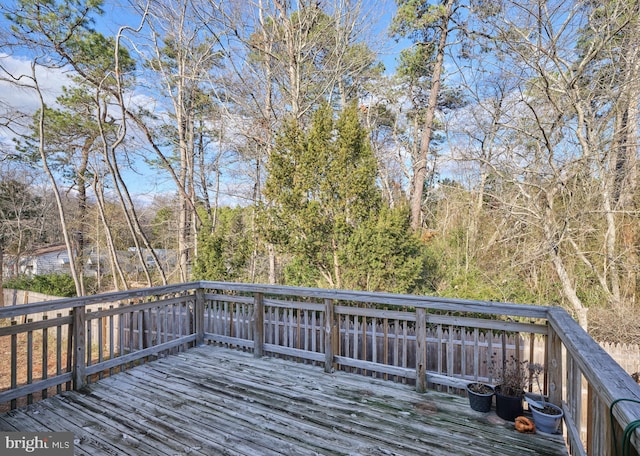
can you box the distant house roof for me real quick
[29,245,68,256]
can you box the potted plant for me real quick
[490,354,528,421]
[466,382,495,412]
[526,363,564,434]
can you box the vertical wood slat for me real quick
[234,303,240,341]
[311,311,317,354]
[179,299,184,342]
[353,317,359,372]
[473,328,480,380]
[303,310,309,353]
[460,328,466,381]
[138,310,144,351]
[195,288,205,346]
[144,308,150,350]
[97,308,104,380]
[586,384,608,456]
[437,324,443,377]
[26,320,33,404]
[393,319,399,378]
[268,306,273,345]
[372,317,378,367]
[72,306,86,390]
[343,317,350,362]
[402,321,408,370]
[274,307,280,347]
[567,354,589,453]
[281,309,288,348]
[128,308,135,354]
[10,320,17,409]
[319,311,325,360]
[109,306,115,377]
[288,308,294,349]
[416,308,427,393]
[254,293,264,357]
[447,325,454,391]
[297,310,302,351]
[41,316,48,399]
[332,309,339,368]
[66,310,73,390]
[548,326,563,406]
[324,298,335,373]
[362,319,368,375]
[119,306,126,372]
[383,317,389,381]
[56,314,63,395]
[87,310,93,381]
[163,303,169,344]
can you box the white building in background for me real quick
[2,244,177,280]
[18,244,71,276]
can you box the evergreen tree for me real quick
[343,205,432,293]
[263,102,430,292]
[193,207,253,282]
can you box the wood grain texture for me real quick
[0,344,567,456]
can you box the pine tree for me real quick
[263,102,430,292]
[263,103,378,287]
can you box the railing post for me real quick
[195,288,205,345]
[324,298,336,373]
[547,325,563,406]
[416,307,427,393]
[587,384,611,456]
[254,292,264,357]
[72,305,86,390]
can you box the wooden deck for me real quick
[0,345,568,456]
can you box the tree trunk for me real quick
[92,177,129,290]
[409,0,452,231]
[0,246,4,307]
[543,200,587,329]
[33,67,83,296]
[75,137,95,296]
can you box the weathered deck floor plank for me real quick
[0,345,568,455]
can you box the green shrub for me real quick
[4,274,78,297]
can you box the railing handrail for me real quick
[0,281,551,320]
[0,282,201,319]
[198,281,551,318]
[548,307,640,452]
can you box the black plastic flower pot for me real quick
[495,385,523,421]
[467,382,495,413]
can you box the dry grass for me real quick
[589,305,640,344]
[0,319,71,413]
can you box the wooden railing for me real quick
[1,281,639,456]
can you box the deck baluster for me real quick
[416,307,427,393]
[72,305,86,390]
[254,292,264,357]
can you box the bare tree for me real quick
[391,0,458,231]
[447,0,640,326]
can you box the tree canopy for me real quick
[1,0,640,342]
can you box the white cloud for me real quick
[0,53,71,112]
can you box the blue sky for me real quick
[0,0,406,203]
